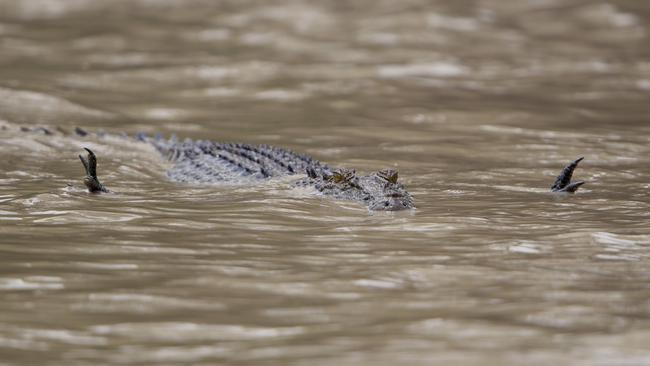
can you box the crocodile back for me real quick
[153,138,326,183]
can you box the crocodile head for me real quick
[307,167,414,211]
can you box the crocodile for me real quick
[75,128,415,211]
[13,125,584,209]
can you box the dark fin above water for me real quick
[551,157,585,193]
[79,148,108,193]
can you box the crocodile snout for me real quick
[369,193,414,211]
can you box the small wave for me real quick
[378,63,466,78]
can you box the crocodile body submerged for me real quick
[75,128,415,211]
[12,125,585,211]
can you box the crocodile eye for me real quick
[330,169,355,184]
[331,172,346,183]
[377,169,398,184]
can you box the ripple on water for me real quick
[506,241,544,254]
[31,211,142,224]
[377,62,467,78]
[592,232,650,261]
[71,293,225,314]
[521,305,628,332]
[0,209,21,221]
[0,276,64,290]
[100,345,229,364]
[90,323,304,342]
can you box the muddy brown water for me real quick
[1,1,650,365]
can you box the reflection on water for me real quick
[1,0,650,365]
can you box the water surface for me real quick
[1,1,650,365]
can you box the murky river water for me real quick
[1,0,650,365]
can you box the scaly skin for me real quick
[294,168,413,211]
